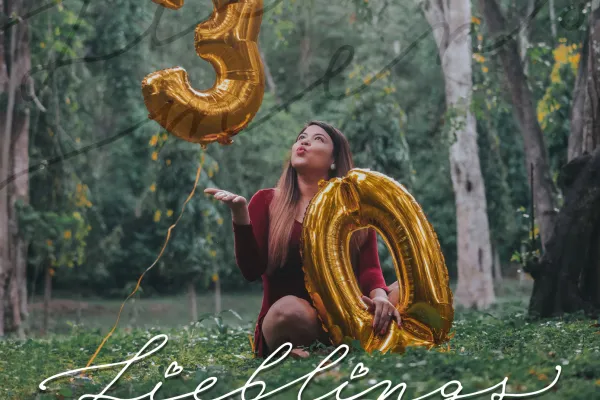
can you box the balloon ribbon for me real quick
[82,153,206,373]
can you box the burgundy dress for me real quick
[232,188,390,358]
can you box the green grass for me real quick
[1,280,599,399]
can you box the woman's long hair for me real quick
[267,120,369,275]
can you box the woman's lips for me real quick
[296,147,307,155]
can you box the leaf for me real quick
[510,251,522,263]
[222,309,243,321]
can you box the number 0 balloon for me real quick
[300,169,454,354]
[143,0,265,148]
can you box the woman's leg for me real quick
[262,295,322,356]
[388,281,400,307]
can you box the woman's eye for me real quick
[316,137,324,142]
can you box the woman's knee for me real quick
[268,295,317,327]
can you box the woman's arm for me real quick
[357,228,390,296]
[232,189,271,282]
[357,228,401,335]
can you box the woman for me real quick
[204,120,401,359]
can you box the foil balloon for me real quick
[143,0,265,148]
[152,0,184,9]
[300,168,454,354]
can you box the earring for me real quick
[330,163,336,170]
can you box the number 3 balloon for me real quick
[300,169,454,354]
[143,0,265,148]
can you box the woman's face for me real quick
[291,125,335,175]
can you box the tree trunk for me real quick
[188,281,198,322]
[580,1,600,155]
[518,0,535,76]
[420,0,495,309]
[259,49,280,104]
[493,243,503,285]
[42,267,52,336]
[0,0,31,337]
[478,0,558,249]
[527,1,600,317]
[568,28,590,162]
[549,0,557,39]
[298,7,312,87]
[527,149,600,316]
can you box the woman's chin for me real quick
[291,160,309,171]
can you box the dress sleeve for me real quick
[357,228,390,296]
[232,189,270,282]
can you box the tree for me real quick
[0,0,32,338]
[527,1,600,317]
[477,0,558,249]
[418,0,495,309]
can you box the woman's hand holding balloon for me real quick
[204,188,250,225]
[361,295,402,336]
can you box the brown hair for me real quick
[266,120,369,275]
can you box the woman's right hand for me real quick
[204,188,250,224]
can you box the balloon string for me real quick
[248,334,255,358]
[83,154,206,372]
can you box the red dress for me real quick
[232,188,390,358]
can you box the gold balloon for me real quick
[151,0,184,10]
[143,0,265,148]
[300,169,454,354]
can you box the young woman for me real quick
[205,120,401,358]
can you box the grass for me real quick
[1,279,599,399]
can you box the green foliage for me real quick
[19,0,588,296]
[2,293,599,399]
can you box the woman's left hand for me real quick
[361,295,402,336]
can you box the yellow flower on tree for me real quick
[166,159,171,166]
[64,230,72,239]
[211,273,219,281]
[149,135,158,146]
[217,217,223,226]
[167,209,174,217]
[473,53,486,63]
[568,53,580,72]
[150,183,156,192]
[46,240,53,247]
[210,250,217,258]
[553,44,569,64]
[151,151,159,161]
[154,210,162,222]
[471,16,481,25]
